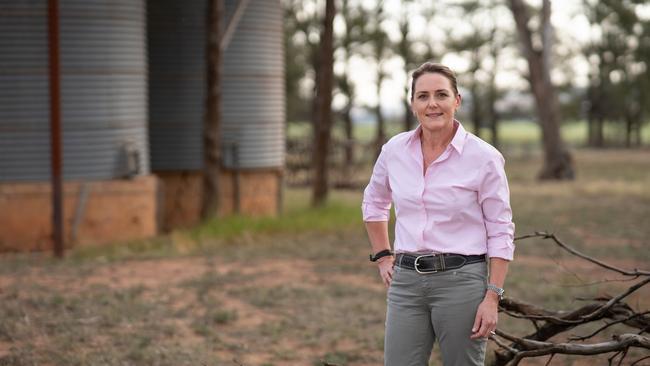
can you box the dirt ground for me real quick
[0,229,648,366]
[1,149,649,365]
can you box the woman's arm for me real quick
[471,153,514,338]
[362,143,394,287]
[365,221,394,287]
[470,257,509,339]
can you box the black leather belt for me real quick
[395,253,486,274]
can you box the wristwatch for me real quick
[369,249,393,262]
[487,284,505,300]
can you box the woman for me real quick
[362,62,515,366]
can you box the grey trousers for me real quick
[384,261,488,366]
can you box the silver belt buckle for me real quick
[414,254,439,274]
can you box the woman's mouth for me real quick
[426,113,443,118]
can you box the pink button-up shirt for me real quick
[362,121,515,260]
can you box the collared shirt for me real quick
[362,121,515,260]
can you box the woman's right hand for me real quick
[376,256,395,287]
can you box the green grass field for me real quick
[0,147,648,365]
[288,119,650,150]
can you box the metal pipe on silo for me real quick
[220,0,250,51]
[230,142,240,214]
[48,0,64,258]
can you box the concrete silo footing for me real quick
[0,176,160,252]
[158,169,282,231]
[0,168,282,252]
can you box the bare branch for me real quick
[495,331,650,357]
[631,355,650,365]
[616,347,628,366]
[543,354,555,366]
[579,278,650,323]
[490,333,519,355]
[570,311,650,341]
[515,232,650,277]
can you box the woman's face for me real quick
[411,72,461,133]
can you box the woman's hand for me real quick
[376,255,395,287]
[470,294,499,339]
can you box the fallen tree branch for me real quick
[570,311,650,341]
[490,233,650,365]
[494,331,650,366]
[515,232,650,277]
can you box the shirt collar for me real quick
[407,119,468,154]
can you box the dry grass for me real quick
[0,148,648,366]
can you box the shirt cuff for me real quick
[487,237,515,261]
[362,202,390,222]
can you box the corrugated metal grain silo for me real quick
[0,0,149,182]
[221,0,285,170]
[0,0,158,251]
[148,0,285,228]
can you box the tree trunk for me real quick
[375,104,385,158]
[470,83,481,139]
[343,102,354,183]
[470,50,482,139]
[487,82,499,149]
[625,116,633,148]
[508,0,574,180]
[375,71,386,159]
[202,0,224,219]
[311,0,335,206]
[487,17,500,150]
[403,98,415,131]
[587,83,599,147]
[595,118,604,147]
[634,118,642,147]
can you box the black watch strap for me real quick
[369,249,393,262]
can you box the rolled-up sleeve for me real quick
[478,154,515,260]
[362,145,392,222]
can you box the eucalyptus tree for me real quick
[283,0,322,125]
[395,1,419,132]
[584,0,649,147]
[336,0,366,179]
[508,0,575,180]
[364,0,391,157]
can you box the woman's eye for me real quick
[437,93,448,98]
[418,95,427,100]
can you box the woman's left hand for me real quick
[470,296,499,339]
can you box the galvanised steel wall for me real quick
[222,0,284,169]
[0,0,149,182]
[148,0,205,171]
[148,0,284,171]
